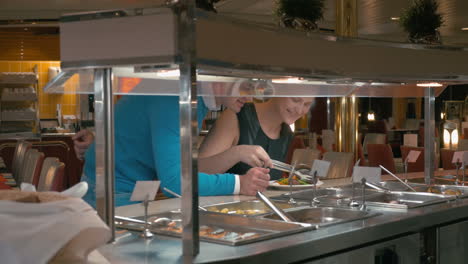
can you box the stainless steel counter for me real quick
[97,189,468,263]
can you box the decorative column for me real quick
[334,0,358,158]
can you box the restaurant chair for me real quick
[11,140,32,182]
[322,152,354,179]
[291,148,321,168]
[321,129,335,152]
[404,119,421,130]
[367,144,396,174]
[308,132,317,149]
[440,149,456,170]
[400,146,426,173]
[37,157,66,192]
[458,139,468,151]
[403,134,418,147]
[285,136,306,164]
[363,133,387,155]
[18,149,45,187]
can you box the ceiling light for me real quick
[416,82,443,87]
[462,27,468,31]
[155,69,180,78]
[272,78,304,84]
[390,17,400,21]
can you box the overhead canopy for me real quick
[44,8,468,97]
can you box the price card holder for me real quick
[352,166,382,184]
[311,160,331,178]
[452,151,468,164]
[406,150,421,163]
[130,181,160,202]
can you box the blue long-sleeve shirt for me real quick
[82,95,236,207]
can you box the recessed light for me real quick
[416,82,443,87]
[391,17,400,21]
[272,78,303,84]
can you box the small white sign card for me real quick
[130,181,161,202]
[352,166,382,184]
[452,151,468,164]
[406,150,421,163]
[311,159,331,178]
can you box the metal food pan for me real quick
[271,187,380,205]
[116,210,313,246]
[380,181,468,198]
[263,206,380,227]
[365,191,454,209]
[203,200,298,216]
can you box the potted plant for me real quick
[275,0,325,32]
[400,0,443,44]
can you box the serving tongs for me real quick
[379,165,417,192]
[271,159,313,181]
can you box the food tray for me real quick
[203,200,298,216]
[115,210,313,246]
[380,181,468,198]
[364,191,454,209]
[270,186,380,206]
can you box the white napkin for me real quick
[0,194,110,264]
[20,182,88,198]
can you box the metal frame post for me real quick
[177,0,199,258]
[94,68,115,241]
[424,87,435,185]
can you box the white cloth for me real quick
[0,198,110,264]
[233,175,240,194]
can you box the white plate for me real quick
[268,180,324,190]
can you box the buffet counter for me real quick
[96,179,468,264]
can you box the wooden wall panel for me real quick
[0,27,59,61]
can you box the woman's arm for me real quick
[199,109,272,173]
[199,109,241,174]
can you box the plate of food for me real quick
[268,176,324,190]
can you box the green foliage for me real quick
[275,0,325,24]
[400,0,443,39]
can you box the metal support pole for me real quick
[424,87,435,185]
[177,0,199,258]
[94,68,115,241]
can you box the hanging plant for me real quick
[275,0,325,32]
[399,0,443,44]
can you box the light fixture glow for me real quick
[443,129,451,146]
[416,82,443,87]
[272,78,303,84]
[367,112,375,121]
[440,112,445,119]
[391,17,400,21]
[462,27,468,31]
[452,129,459,145]
[155,69,180,78]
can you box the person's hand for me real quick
[234,145,273,168]
[239,167,270,196]
[72,129,94,160]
